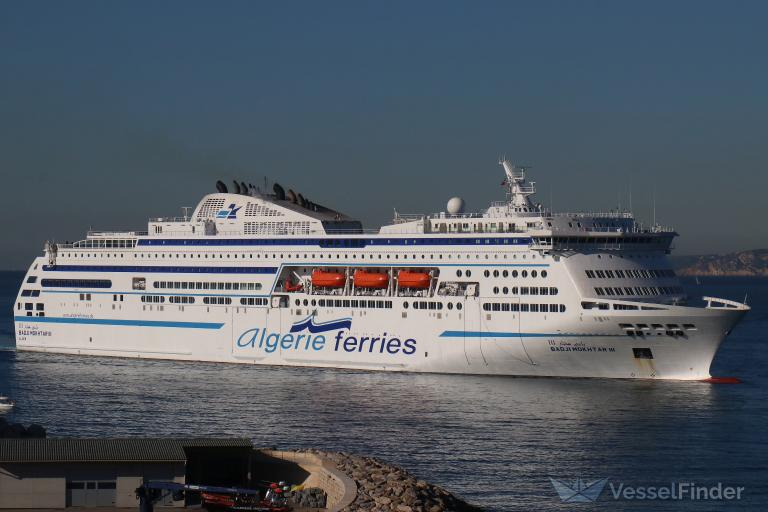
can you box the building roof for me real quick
[0,438,253,463]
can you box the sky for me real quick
[1,1,767,269]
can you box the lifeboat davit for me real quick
[353,270,388,289]
[397,270,431,289]
[311,269,346,288]
[284,279,303,292]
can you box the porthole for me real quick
[466,270,472,277]
[457,270,463,278]
[447,303,453,310]
[404,302,409,309]
[512,270,518,278]
[503,287,509,294]
[522,270,528,278]
[541,270,548,278]
[457,302,463,310]
[493,286,499,294]
[531,270,538,278]
[502,270,508,278]
[484,270,490,278]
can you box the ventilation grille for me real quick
[196,199,226,219]
[245,203,282,217]
[244,221,311,235]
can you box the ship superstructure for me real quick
[14,159,748,379]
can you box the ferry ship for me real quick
[13,159,749,380]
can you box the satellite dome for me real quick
[446,197,465,215]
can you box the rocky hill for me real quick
[672,249,768,276]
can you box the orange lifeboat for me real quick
[353,270,388,289]
[398,270,431,289]
[311,269,346,288]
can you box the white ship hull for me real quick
[14,258,746,380]
[13,159,750,380]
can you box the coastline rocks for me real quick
[288,487,327,509]
[304,450,482,512]
[0,418,47,438]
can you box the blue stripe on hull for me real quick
[137,236,533,247]
[14,316,224,329]
[42,265,278,274]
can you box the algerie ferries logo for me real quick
[290,316,351,333]
[216,203,241,219]
[236,315,417,356]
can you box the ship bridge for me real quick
[381,159,674,249]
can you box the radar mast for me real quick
[500,158,536,209]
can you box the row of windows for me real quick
[585,268,675,279]
[203,297,233,305]
[484,268,548,279]
[141,295,165,303]
[19,302,45,311]
[430,221,537,233]
[483,302,567,313]
[294,297,471,311]
[554,236,666,245]
[41,279,112,289]
[61,251,548,262]
[72,239,137,248]
[153,281,262,291]
[456,268,548,279]
[20,289,41,297]
[240,297,269,306]
[627,330,685,338]
[317,299,393,309]
[594,286,684,297]
[620,322,696,331]
[168,296,196,304]
[492,286,559,296]
[409,301,452,310]
[581,301,665,311]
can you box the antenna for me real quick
[629,182,633,213]
[652,184,657,226]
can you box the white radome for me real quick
[446,196,465,215]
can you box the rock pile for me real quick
[314,450,482,512]
[288,487,327,509]
[0,418,46,438]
